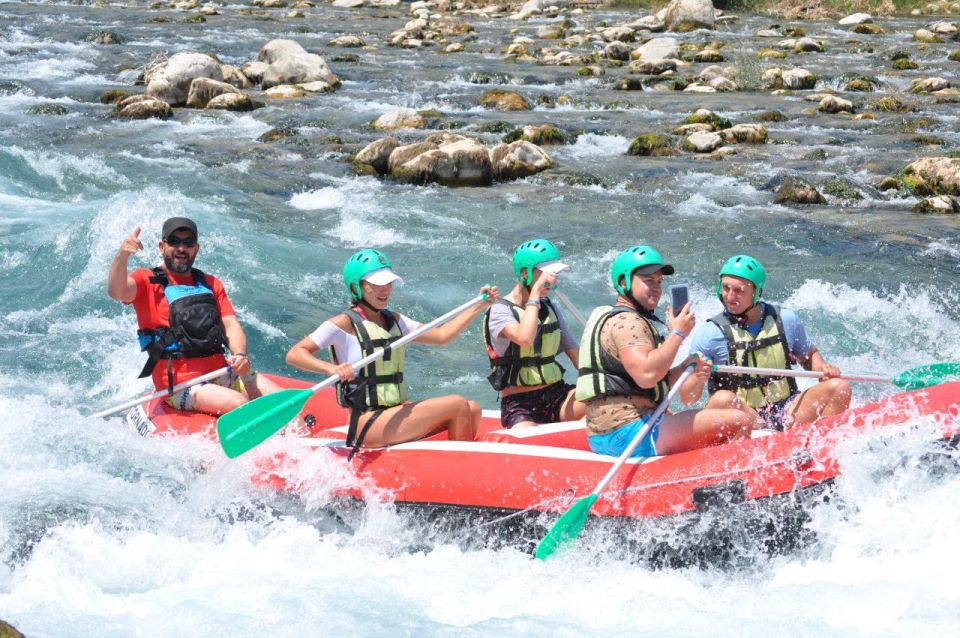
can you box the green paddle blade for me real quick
[216,388,314,458]
[894,362,960,391]
[534,494,598,561]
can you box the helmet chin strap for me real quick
[625,290,665,325]
[724,300,758,327]
[356,297,379,312]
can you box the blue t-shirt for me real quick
[688,303,813,366]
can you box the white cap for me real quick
[535,259,571,275]
[362,267,404,287]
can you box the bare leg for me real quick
[188,383,249,416]
[788,378,852,427]
[357,394,479,447]
[243,373,282,400]
[655,407,753,456]
[706,390,763,429]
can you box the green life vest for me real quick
[482,298,564,391]
[330,308,408,412]
[707,304,799,409]
[575,305,668,404]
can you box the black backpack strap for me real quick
[346,406,383,462]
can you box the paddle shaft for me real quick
[588,365,695,498]
[92,366,231,418]
[554,290,587,326]
[223,294,488,441]
[304,293,487,394]
[712,364,889,385]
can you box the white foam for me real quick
[288,178,414,247]
[4,146,130,191]
[558,133,631,159]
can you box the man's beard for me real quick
[164,253,194,274]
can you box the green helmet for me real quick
[610,245,674,295]
[343,249,392,302]
[513,239,561,286]
[716,254,766,304]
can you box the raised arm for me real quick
[107,226,142,303]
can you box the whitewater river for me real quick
[2,1,960,635]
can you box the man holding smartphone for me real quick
[682,254,851,430]
[575,245,758,458]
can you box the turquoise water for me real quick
[2,2,960,635]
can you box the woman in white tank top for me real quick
[286,248,498,452]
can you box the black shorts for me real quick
[500,382,573,428]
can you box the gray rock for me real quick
[774,177,826,204]
[683,131,722,152]
[901,157,960,195]
[372,108,425,130]
[206,92,255,111]
[663,0,715,32]
[395,137,493,186]
[489,140,554,180]
[782,68,816,90]
[355,136,400,174]
[145,52,223,106]
[633,36,680,63]
[838,13,872,25]
[914,195,960,213]
[117,95,172,119]
[818,95,854,113]
[186,77,241,109]
[256,39,340,90]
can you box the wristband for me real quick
[525,299,541,307]
[669,329,687,340]
[233,352,248,358]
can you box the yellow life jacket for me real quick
[707,304,799,408]
[575,305,668,404]
[482,298,564,391]
[330,308,408,413]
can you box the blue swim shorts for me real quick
[588,412,663,458]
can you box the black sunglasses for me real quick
[165,236,197,247]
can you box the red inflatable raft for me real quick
[125,374,960,524]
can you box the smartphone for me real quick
[669,284,689,317]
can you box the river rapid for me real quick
[2,0,960,635]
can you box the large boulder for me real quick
[782,68,816,90]
[355,136,401,174]
[914,195,960,214]
[393,137,494,186]
[145,52,223,106]
[206,93,255,111]
[388,140,442,175]
[900,157,960,196]
[632,37,680,64]
[720,123,767,144]
[116,95,172,119]
[489,140,554,180]
[372,108,425,131]
[818,95,854,113]
[256,39,340,90]
[839,13,872,25]
[683,131,722,153]
[186,78,241,109]
[663,0,715,32]
[220,64,253,89]
[774,177,826,204]
[909,77,950,93]
[478,89,532,111]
